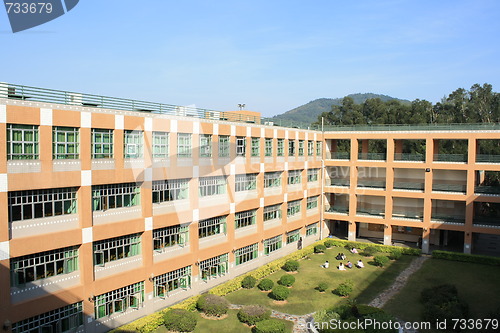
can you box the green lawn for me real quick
[153,309,294,333]
[383,258,500,322]
[225,249,416,315]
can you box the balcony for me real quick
[431,214,465,224]
[329,152,350,160]
[392,211,423,221]
[473,216,500,228]
[432,183,467,193]
[358,153,386,161]
[357,180,386,189]
[475,185,500,195]
[433,154,467,163]
[329,179,350,187]
[476,154,500,163]
[393,182,425,191]
[326,206,349,215]
[394,153,425,162]
[356,209,385,218]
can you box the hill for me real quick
[271,93,410,124]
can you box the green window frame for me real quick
[200,134,212,157]
[53,126,79,159]
[287,200,301,217]
[316,141,322,156]
[92,128,113,159]
[93,233,141,266]
[235,243,258,265]
[199,253,228,281]
[251,137,260,157]
[92,182,141,211]
[265,138,273,156]
[235,173,257,192]
[263,204,282,221]
[264,235,282,255]
[236,137,246,156]
[307,168,319,182]
[12,302,83,333]
[199,176,227,197]
[199,216,226,238]
[153,266,191,297]
[286,229,301,244]
[177,133,192,157]
[153,131,169,158]
[153,224,189,251]
[7,124,39,160]
[277,139,284,156]
[152,178,189,203]
[124,130,143,158]
[307,140,314,156]
[298,140,304,156]
[287,170,302,185]
[218,135,230,157]
[307,196,319,210]
[264,172,281,188]
[306,222,319,236]
[95,282,144,319]
[288,140,296,156]
[235,209,257,229]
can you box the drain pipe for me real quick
[319,117,325,240]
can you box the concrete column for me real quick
[464,232,472,254]
[383,225,392,246]
[347,222,357,241]
[421,229,430,254]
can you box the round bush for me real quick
[237,305,271,325]
[278,274,295,287]
[270,285,290,301]
[282,259,300,272]
[163,308,197,332]
[362,246,378,257]
[258,278,274,291]
[374,255,390,267]
[242,275,257,289]
[389,249,403,260]
[254,319,286,333]
[335,280,354,297]
[324,239,336,248]
[314,244,327,253]
[196,294,229,317]
[317,282,329,292]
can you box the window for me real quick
[199,176,227,197]
[287,200,301,217]
[200,134,212,157]
[298,140,304,156]
[287,170,302,185]
[199,253,228,280]
[236,136,246,156]
[9,187,77,222]
[177,133,192,157]
[235,209,257,229]
[264,172,281,188]
[235,243,258,265]
[153,225,189,251]
[286,229,301,244]
[308,140,314,156]
[199,216,226,238]
[153,131,169,158]
[53,126,79,159]
[307,168,319,182]
[316,141,322,156]
[95,282,144,319]
[7,124,39,160]
[153,266,191,297]
[235,173,257,192]
[124,130,143,158]
[306,222,318,236]
[251,137,260,157]
[277,139,284,156]
[12,302,83,333]
[11,246,78,287]
[264,204,282,221]
[288,140,296,156]
[92,128,113,159]
[219,135,230,157]
[152,179,189,203]
[93,233,141,266]
[265,138,273,156]
[92,183,141,211]
[307,196,319,210]
[264,235,282,255]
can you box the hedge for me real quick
[163,309,197,332]
[254,319,286,333]
[320,239,421,256]
[432,250,500,266]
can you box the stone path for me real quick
[230,255,430,333]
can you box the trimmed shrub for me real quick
[362,246,378,257]
[282,259,299,272]
[270,285,290,301]
[237,305,271,325]
[373,255,390,267]
[163,309,197,332]
[258,278,274,291]
[335,280,354,297]
[389,249,403,260]
[196,294,229,317]
[278,274,295,287]
[432,250,500,266]
[314,244,326,253]
[324,239,336,248]
[242,275,257,289]
[254,319,286,333]
[317,282,329,292]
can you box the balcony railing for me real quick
[358,153,386,161]
[356,209,385,217]
[357,180,386,189]
[329,179,350,187]
[431,215,465,224]
[394,153,425,162]
[329,152,350,159]
[433,154,467,163]
[476,154,500,163]
[473,216,500,228]
[432,183,467,193]
[393,182,425,191]
[326,206,349,214]
[392,212,423,221]
[475,186,500,195]
[324,123,500,132]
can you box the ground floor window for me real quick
[199,253,228,281]
[153,266,191,297]
[95,282,144,319]
[12,302,83,333]
[235,243,258,265]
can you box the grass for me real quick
[384,258,500,322]
[153,309,294,333]
[225,248,415,315]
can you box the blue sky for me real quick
[1,0,499,117]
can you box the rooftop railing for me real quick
[324,123,500,132]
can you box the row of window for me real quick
[6,124,323,160]
[8,171,319,222]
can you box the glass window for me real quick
[153,224,189,251]
[152,179,189,203]
[53,126,79,159]
[218,135,230,157]
[306,222,319,236]
[263,204,282,221]
[92,128,113,159]
[199,253,228,280]
[307,168,319,182]
[177,133,192,157]
[124,130,143,158]
[199,176,227,197]
[286,229,301,244]
[307,196,319,210]
[12,302,83,333]
[277,139,284,156]
[316,141,322,156]
[264,172,281,188]
[251,137,260,157]
[153,266,191,297]
[93,233,141,266]
[235,243,258,265]
[94,282,144,318]
[307,140,314,156]
[200,134,212,157]
[235,209,257,229]
[288,140,296,156]
[199,216,226,238]
[153,131,169,158]
[235,174,257,192]
[236,137,246,156]
[287,200,301,217]
[7,124,39,160]
[298,140,304,156]
[265,138,273,157]
[264,235,282,255]
[287,170,302,185]
[92,183,141,211]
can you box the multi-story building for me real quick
[1,83,500,332]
